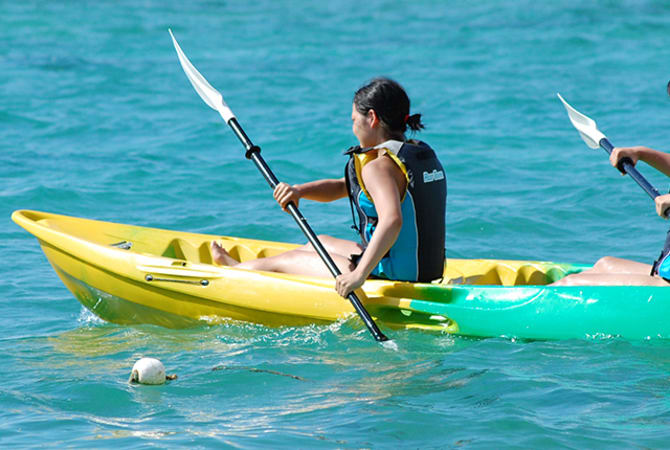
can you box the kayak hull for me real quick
[13,210,670,340]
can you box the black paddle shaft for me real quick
[599,138,669,218]
[226,118,389,342]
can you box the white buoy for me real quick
[129,357,167,385]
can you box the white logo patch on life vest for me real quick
[423,170,444,183]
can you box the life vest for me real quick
[344,139,446,282]
[652,228,670,281]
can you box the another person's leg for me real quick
[587,256,652,275]
[551,255,661,286]
[551,272,667,286]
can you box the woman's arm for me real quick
[335,157,406,296]
[274,178,347,210]
[611,146,670,177]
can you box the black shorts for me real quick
[348,252,384,280]
[348,253,362,271]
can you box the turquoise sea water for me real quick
[4,0,670,447]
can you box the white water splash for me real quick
[77,306,104,326]
[381,339,399,351]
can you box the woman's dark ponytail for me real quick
[353,77,424,139]
[406,113,424,132]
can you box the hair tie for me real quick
[404,114,410,123]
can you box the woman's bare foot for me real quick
[211,241,239,266]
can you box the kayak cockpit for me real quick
[13,209,586,289]
[442,258,586,286]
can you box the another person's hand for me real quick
[335,270,366,297]
[610,147,642,174]
[273,183,301,210]
[655,193,670,219]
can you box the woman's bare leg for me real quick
[211,235,364,278]
[211,242,240,265]
[236,248,355,277]
[294,235,364,257]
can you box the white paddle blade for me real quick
[169,29,235,123]
[556,93,605,149]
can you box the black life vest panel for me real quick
[344,140,446,282]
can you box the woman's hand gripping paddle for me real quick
[169,30,392,345]
[557,93,668,217]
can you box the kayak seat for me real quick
[162,239,202,263]
[476,264,551,286]
[513,265,549,286]
[442,264,504,285]
[478,266,506,285]
[442,260,555,286]
[198,243,213,264]
[225,244,257,263]
[226,245,284,261]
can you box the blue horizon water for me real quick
[4,0,670,447]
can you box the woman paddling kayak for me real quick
[211,77,447,297]
[554,145,670,286]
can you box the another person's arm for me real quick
[655,194,670,218]
[611,146,670,177]
[612,146,670,218]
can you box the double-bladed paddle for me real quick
[168,30,391,344]
[557,93,667,217]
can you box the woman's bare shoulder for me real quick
[361,153,407,193]
[362,153,400,173]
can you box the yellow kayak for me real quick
[18,209,670,340]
